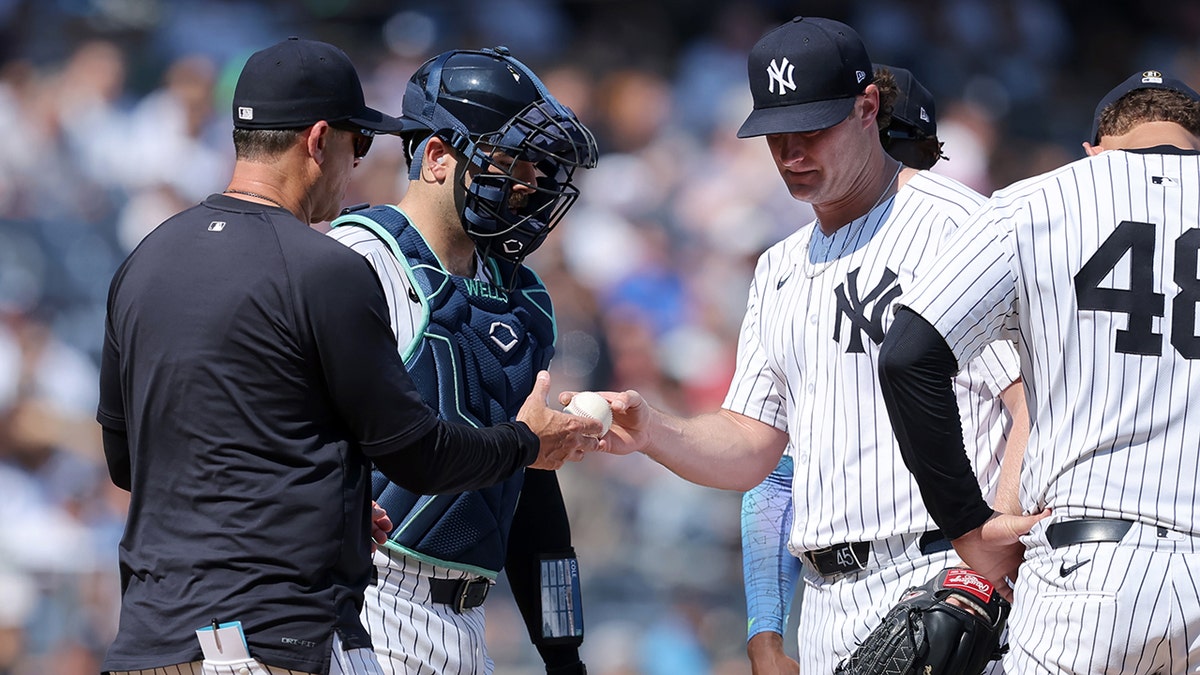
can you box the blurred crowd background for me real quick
[2,1,1199,673]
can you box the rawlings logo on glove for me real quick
[835,567,1010,675]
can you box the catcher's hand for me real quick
[835,567,1009,675]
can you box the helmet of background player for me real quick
[873,64,947,170]
[399,46,598,265]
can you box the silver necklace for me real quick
[802,162,903,279]
[224,188,287,210]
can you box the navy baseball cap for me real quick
[1089,69,1200,144]
[877,65,937,137]
[738,17,874,138]
[232,37,403,133]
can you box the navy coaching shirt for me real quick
[97,195,448,674]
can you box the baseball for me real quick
[564,391,612,437]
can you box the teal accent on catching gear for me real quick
[331,205,556,576]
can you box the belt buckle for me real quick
[453,579,490,614]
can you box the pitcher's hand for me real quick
[559,388,651,457]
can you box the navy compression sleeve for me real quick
[877,308,994,539]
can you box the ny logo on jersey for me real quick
[832,267,902,353]
[766,58,796,95]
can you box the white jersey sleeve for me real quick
[898,208,1020,369]
[327,224,423,348]
[722,243,794,432]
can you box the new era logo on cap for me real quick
[1090,68,1200,143]
[738,17,874,138]
[877,64,938,138]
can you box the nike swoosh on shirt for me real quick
[1059,559,1091,577]
[776,267,794,289]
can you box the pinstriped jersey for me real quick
[327,223,427,346]
[900,148,1200,533]
[724,171,1020,553]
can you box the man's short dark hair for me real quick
[1096,89,1200,141]
[232,128,305,161]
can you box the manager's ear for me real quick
[307,120,334,164]
[1081,140,1104,157]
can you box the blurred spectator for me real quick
[0,310,114,675]
[116,53,230,249]
[928,99,998,193]
[53,40,130,196]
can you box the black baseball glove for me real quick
[835,567,1010,675]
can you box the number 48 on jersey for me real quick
[1075,220,1200,358]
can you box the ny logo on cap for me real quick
[1141,70,1164,84]
[766,58,797,95]
[238,106,254,120]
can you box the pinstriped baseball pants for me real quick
[362,549,493,675]
[1010,520,1200,673]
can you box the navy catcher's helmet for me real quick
[400,46,598,265]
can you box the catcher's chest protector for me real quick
[334,205,555,573]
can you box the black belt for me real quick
[804,531,950,576]
[1045,518,1133,549]
[428,577,491,613]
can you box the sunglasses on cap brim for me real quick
[329,121,375,159]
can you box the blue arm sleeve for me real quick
[741,454,801,641]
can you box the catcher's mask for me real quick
[400,46,598,268]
